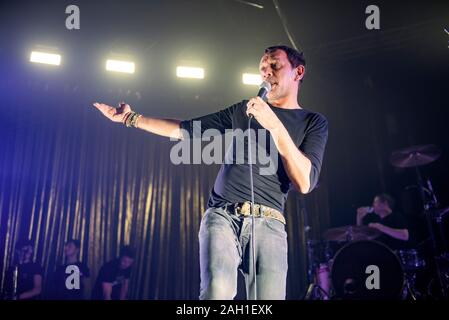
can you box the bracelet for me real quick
[133,114,142,128]
[125,112,141,128]
[122,112,133,125]
[130,113,141,128]
[124,112,135,127]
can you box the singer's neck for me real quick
[269,95,301,110]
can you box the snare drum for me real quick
[331,240,405,299]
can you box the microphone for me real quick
[257,80,271,101]
[249,81,271,118]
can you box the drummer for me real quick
[356,193,410,250]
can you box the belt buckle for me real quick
[238,202,255,218]
[241,202,251,217]
[250,203,261,218]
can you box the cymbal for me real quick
[391,144,441,168]
[323,225,381,242]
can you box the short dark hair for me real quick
[66,239,81,249]
[376,193,396,210]
[120,245,135,259]
[264,45,306,68]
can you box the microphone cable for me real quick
[246,81,271,300]
[247,114,257,300]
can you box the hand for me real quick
[93,102,132,123]
[246,97,281,132]
[356,206,371,219]
[368,222,383,231]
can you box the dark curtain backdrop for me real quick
[0,80,330,299]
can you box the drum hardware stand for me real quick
[414,166,447,299]
[345,227,354,242]
[300,201,330,300]
[403,271,420,300]
[436,208,449,253]
[390,145,447,299]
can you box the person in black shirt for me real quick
[356,193,409,250]
[4,239,43,300]
[92,246,134,300]
[93,45,328,299]
[49,239,90,300]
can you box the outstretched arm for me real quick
[93,102,183,140]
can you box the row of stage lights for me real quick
[29,50,263,86]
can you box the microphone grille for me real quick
[260,80,271,92]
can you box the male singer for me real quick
[93,45,328,299]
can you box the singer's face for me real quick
[259,50,298,101]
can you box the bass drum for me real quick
[331,240,404,299]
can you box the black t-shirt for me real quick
[180,100,328,213]
[92,259,131,300]
[362,212,409,250]
[50,262,90,300]
[4,262,43,300]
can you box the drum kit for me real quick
[304,144,449,300]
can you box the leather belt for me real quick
[226,201,286,225]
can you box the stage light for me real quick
[106,59,135,74]
[176,66,204,79]
[30,51,61,66]
[242,73,262,86]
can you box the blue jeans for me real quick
[198,206,288,300]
